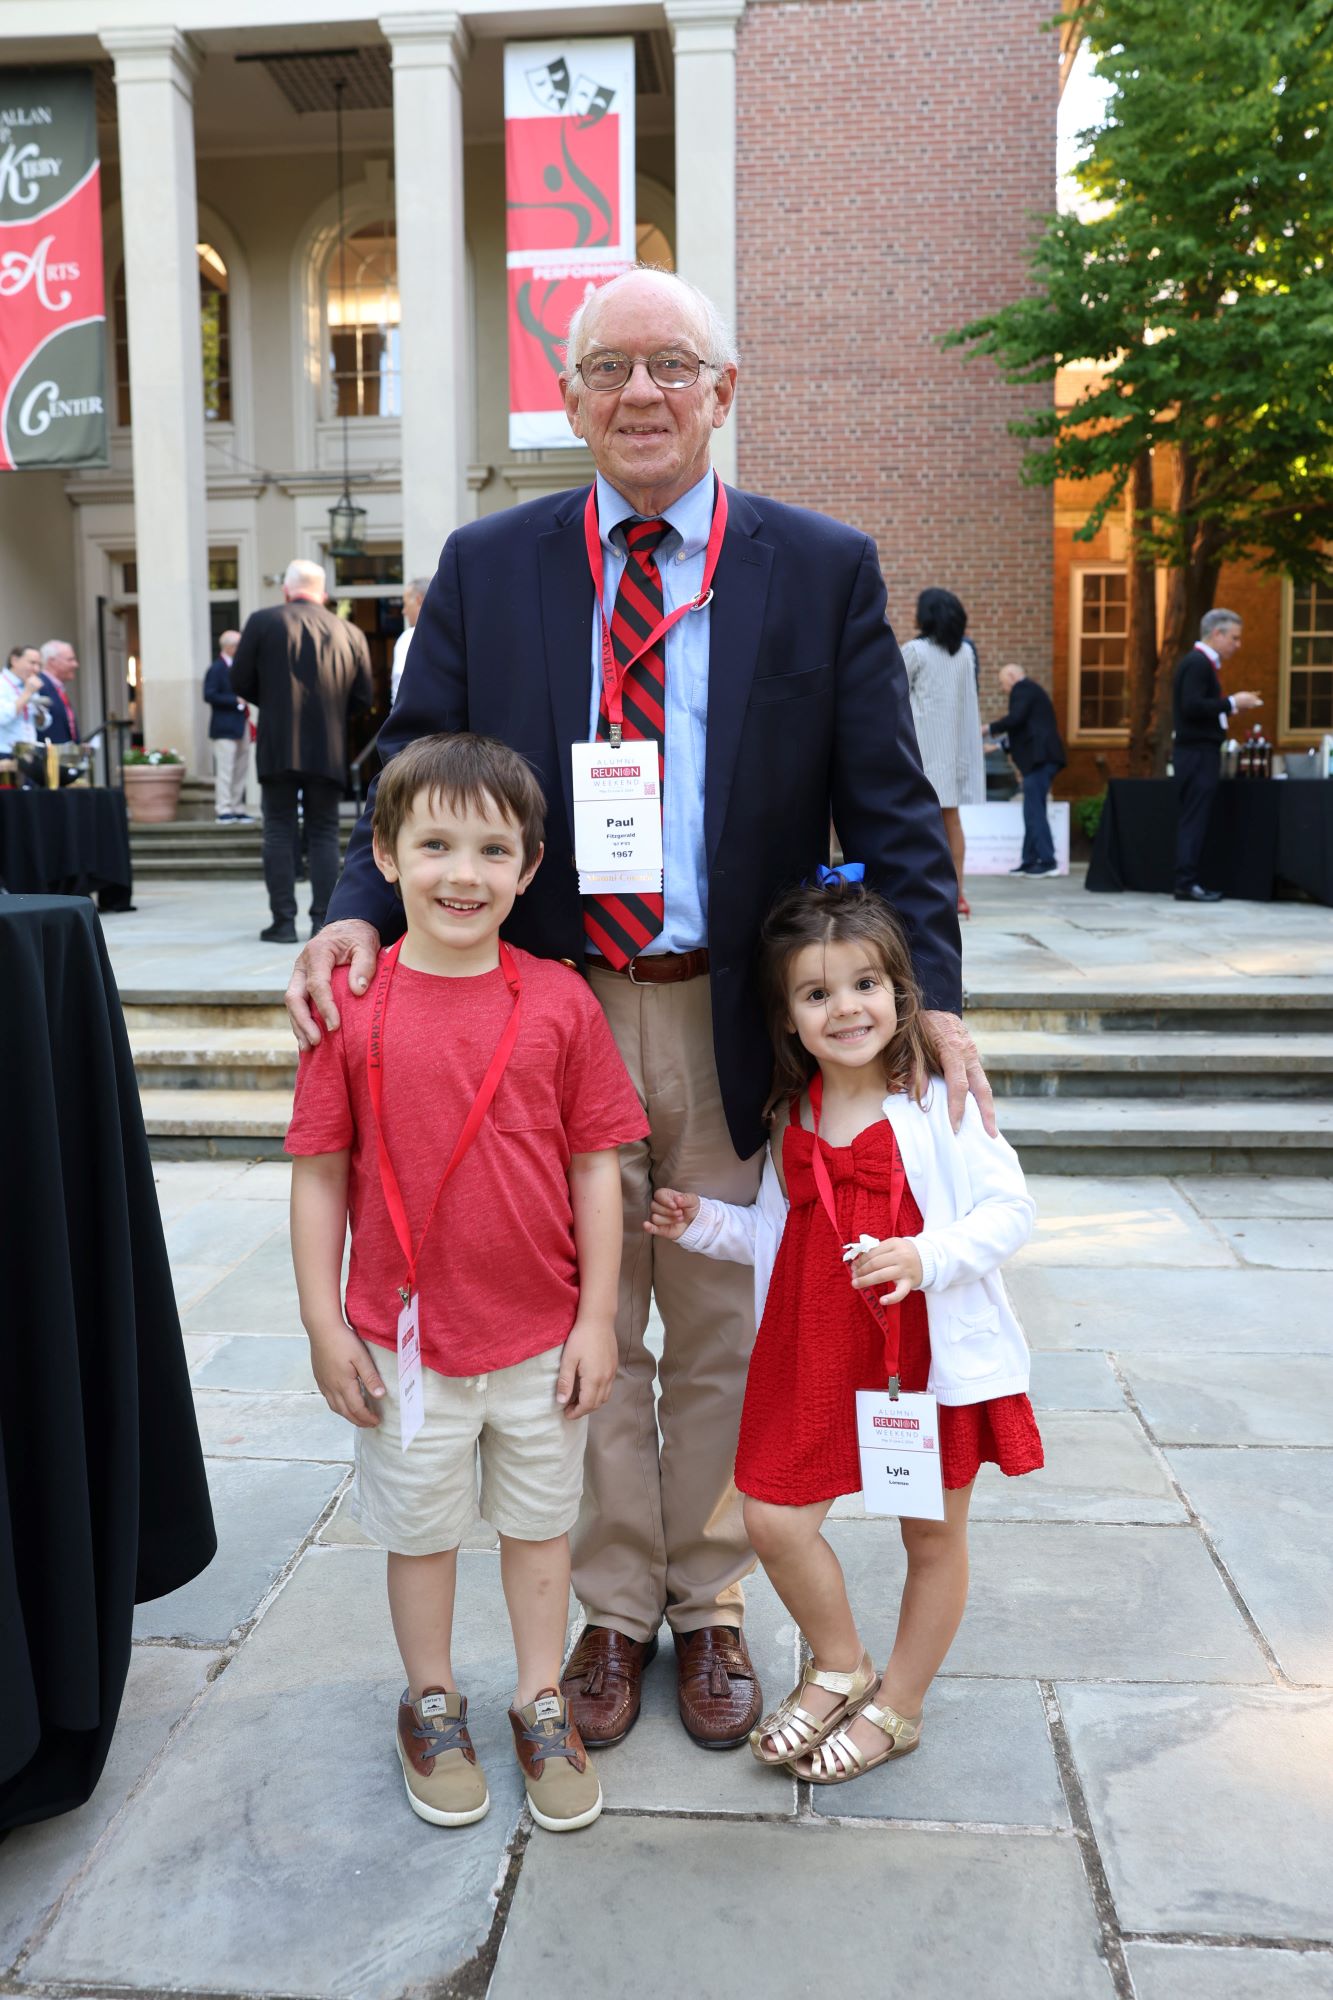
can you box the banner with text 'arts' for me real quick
[0,69,107,471]
[504,38,635,451]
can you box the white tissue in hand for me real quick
[841,1233,881,1263]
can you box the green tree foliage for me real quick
[947,2,1333,769]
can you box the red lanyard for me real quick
[583,475,729,745]
[804,1072,907,1392]
[366,938,522,1301]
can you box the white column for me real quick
[665,0,745,485]
[381,11,471,579]
[100,28,211,773]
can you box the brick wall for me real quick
[735,0,1057,715]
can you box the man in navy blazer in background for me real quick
[285,268,990,1755]
[34,640,80,744]
[1171,609,1262,902]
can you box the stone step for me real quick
[134,857,267,878]
[994,1096,1333,1175]
[138,1081,1333,1172]
[141,1086,294,1158]
[964,991,1333,1034]
[130,1025,298,1092]
[974,1031,1333,1099]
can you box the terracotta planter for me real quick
[123,763,186,824]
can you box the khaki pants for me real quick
[213,736,251,817]
[573,966,764,1640]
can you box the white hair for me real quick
[1200,607,1241,640]
[284,558,327,597]
[40,639,73,665]
[565,267,738,385]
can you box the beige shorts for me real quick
[350,1342,587,1556]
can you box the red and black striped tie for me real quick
[584,516,669,969]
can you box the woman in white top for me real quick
[901,589,985,916]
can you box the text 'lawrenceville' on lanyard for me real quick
[582,475,729,745]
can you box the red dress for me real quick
[734,1116,1044,1505]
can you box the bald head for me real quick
[999,664,1026,692]
[565,267,736,382]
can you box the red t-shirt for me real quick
[286,948,648,1376]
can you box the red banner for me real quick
[504,41,635,451]
[0,70,107,471]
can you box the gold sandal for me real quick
[798,1700,922,1785]
[748,1650,878,1766]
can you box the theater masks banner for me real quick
[504,38,635,451]
[0,69,107,471]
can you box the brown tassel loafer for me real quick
[560,1625,660,1747]
[674,1626,763,1750]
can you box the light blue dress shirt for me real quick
[588,468,715,953]
[0,669,37,754]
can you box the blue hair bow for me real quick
[813,862,865,889]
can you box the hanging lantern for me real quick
[326,78,366,565]
[328,486,367,557]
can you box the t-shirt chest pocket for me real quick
[493,1042,562,1131]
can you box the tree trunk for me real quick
[1124,450,1159,776]
[1146,447,1224,773]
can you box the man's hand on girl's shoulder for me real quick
[557,1317,618,1419]
[920,1009,997,1137]
[644,1188,701,1241]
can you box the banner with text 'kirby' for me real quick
[504,38,635,451]
[0,70,107,471]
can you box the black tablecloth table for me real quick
[0,896,215,1831]
[0,790,133,911]
[1087,777,1333,904]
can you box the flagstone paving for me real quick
[3,872,1332,1998]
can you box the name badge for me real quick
[397,1291,425,1452]
[571,741,663,896]
[855,1390,945,1521]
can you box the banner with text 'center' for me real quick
[504,39,635,451]
[0,69,107,471]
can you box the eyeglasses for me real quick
[576,349,708,392]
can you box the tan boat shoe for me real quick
[509,1688,603,1832]
[396,1688,490,1826]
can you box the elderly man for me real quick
[36,641,80,744]
[984,663,1066,877]
[230,559,372,944]
[286,268,983,1752]
[390,577,430,705]
[1171,609,1262,903]
[204,629,252,823]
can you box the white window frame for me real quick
[1279,574,1333,743]
[1067,563,1131,744]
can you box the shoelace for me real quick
[518,1717,579,1769]
[412,1712,468,1759]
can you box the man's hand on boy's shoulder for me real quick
[287,919,382,1051]
[308,1320,387,1427]
[556,1317,618,1420]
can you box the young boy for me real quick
[288,732,648,1833]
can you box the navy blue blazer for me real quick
[203,657,247,740]
[35,672,76,744]
[327,483,962,1158]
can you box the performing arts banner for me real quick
[0,69,107,472]
[504,38,636,451]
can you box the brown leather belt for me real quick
[585,948,710,984]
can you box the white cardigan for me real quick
[678,1087,1037,1407]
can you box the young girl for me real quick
[646,871,1043,1787]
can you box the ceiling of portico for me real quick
[67,24,676,158]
